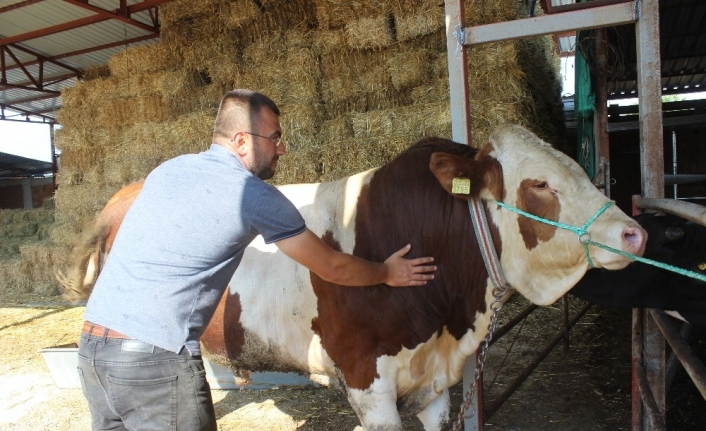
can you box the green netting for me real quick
[575,29,595,179]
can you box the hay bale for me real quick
[178,28,243,86]
[316,115,355,145]
[316,135,416,182]
[17,242,64,296]
[57,78,108,129]
[387,49,434,90]
[393,1,445,42]
[103,112,214,186]
[160,0,233,27]
[100,73,164,99]
[411,79,450,104]
[515,36,566,148]
[224,0,261,28]
[234,0,317,41]
[350,102,451,140]
[1,216,37,237]
[109,44,175,78]
[273,146,323,185]
[275,133,439,186]
[242,43,320,106]
[311,29,347,55]
[463,41,530,144]
[465,0,523,26]
[57,145,106,176]
[344,15,394,50]
[0,259,31,294]
[319,47,402,115]
[279,103,324,151]
[314,0,389,30]
[0,237,21,259]
[83,64,111,81]
[101,95,171,126]
[159,70,201,111]
[50,183,116,246]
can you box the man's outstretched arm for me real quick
[275,228,436,287]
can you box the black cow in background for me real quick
[569,212,706,327]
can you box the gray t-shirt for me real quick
[84,144,306,355]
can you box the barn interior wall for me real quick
[0,178,54,210]
[0,184,23,209]
[610,123,706,214]
[1,0,565,296]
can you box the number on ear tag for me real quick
[452,177,471,194]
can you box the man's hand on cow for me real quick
[384,244,436,287]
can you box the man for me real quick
[77,89,436,430]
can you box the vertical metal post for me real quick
[636,0,664,199]
[445,0,472,146]
[445,0,478,430]
[671,130,677,199]
[595,28,610,185]
[634,0,665,429]
[632,308,644,431]
[50,122,57,192]
[21,178,33,209]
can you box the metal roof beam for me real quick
[2,46,40,88]
[31,106,59,114]
[9,43,84,75]
[0,82,61,95]
[0,0,46,14]
[3,33,156,72]
[5,93,58,105]
[61,0,159,33]
[0,0,170,47]
[0,14,108,47]
[462,2,638,45]
[544,0,631,14]
[10,72,76,87]
[0,103,55,122]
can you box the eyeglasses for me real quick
[244,131,283,147]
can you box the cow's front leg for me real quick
[417,388,450,431]
[347,381,403,431]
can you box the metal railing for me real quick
[632,197,706,430]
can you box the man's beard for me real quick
[252,146,277,180]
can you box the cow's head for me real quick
[431,124,647,305]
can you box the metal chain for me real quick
[450,284,509,431]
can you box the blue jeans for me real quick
[77,333,217,431]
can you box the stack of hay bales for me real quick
[43,0,563,295]
[0,202,62,296]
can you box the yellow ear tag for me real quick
[452,177,471,194]
[698,262,706,271]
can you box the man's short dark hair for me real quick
[213,89,280,140]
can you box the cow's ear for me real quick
[430,152,485,200]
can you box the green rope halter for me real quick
[491,200,706,283]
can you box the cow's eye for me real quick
[535,182,548,189]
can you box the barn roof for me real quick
[0,0,173,124]
[0,150,52,179]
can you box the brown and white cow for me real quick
[58,124,646,431]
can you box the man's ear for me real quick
[429,150,503,201]
[231,131,249,157]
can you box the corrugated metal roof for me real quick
[0,0,172,123]
[0,151,53,178]
[545,1,706,99]
[565,0,706,98]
